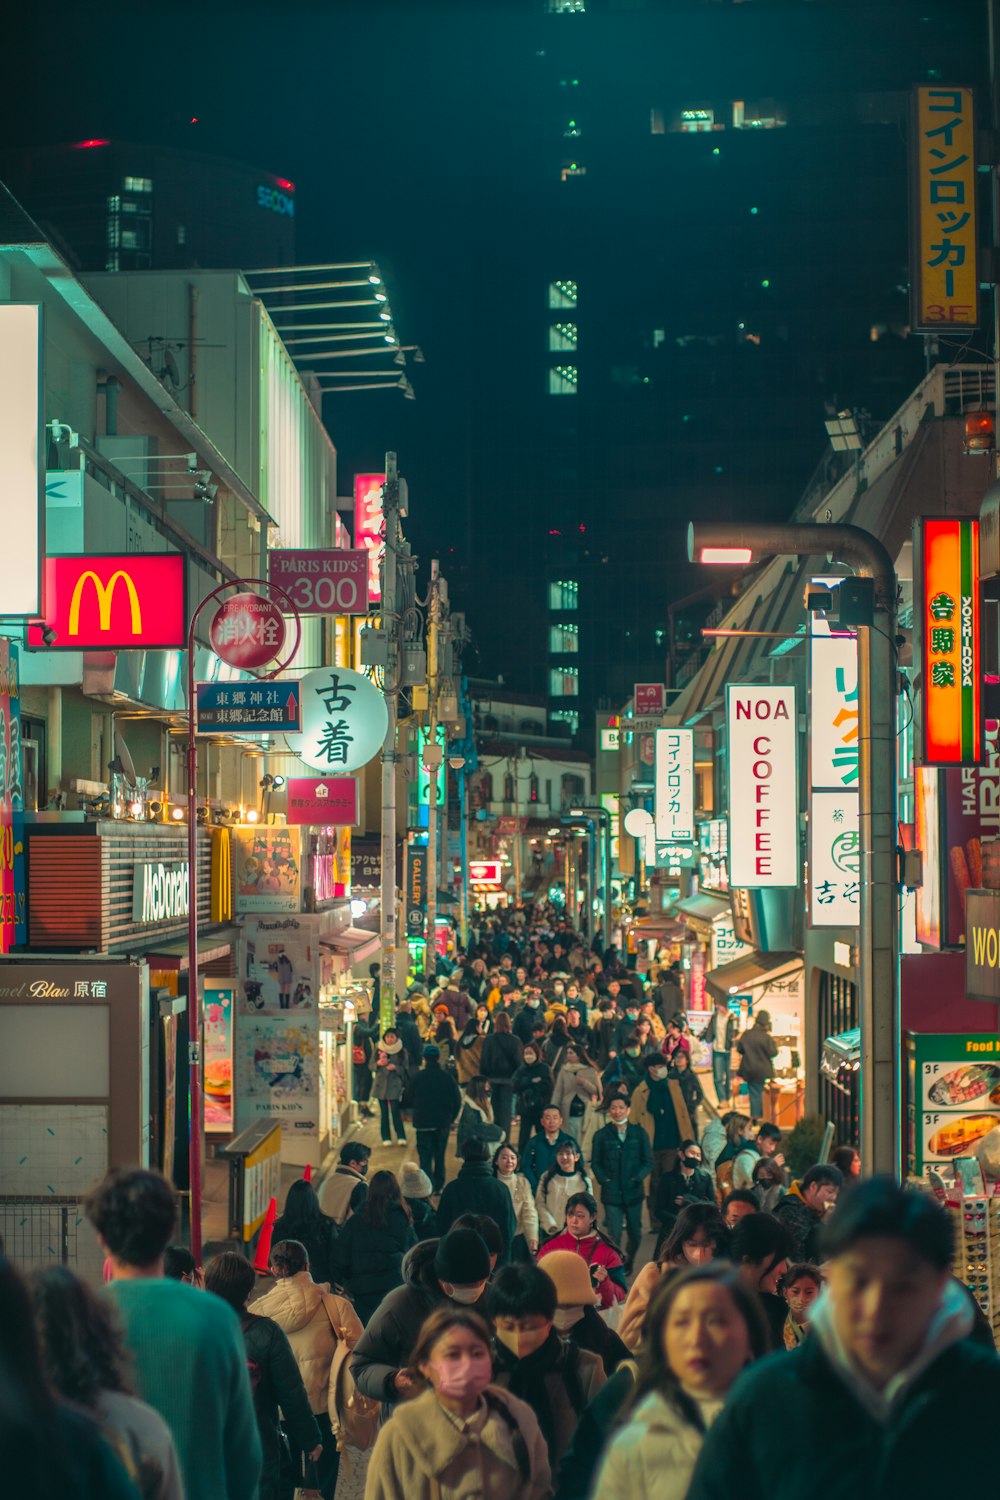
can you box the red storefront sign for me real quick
[268,549,369,615]
[28,554,187,649]
[285,777,358,826]
[915,722,1000,949]
[354,473,385,604]
[635,683,665,718]
[210,592,285,670]
[469,860,502,887]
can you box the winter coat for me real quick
[492,1329,605,1467]
[240,1310,321,1500]
[736,1023,778,1084]
[373,1054,408,1101]
[554,1361,637,1500]
[619,1261,670,1352]
[513,1003,546,1046]
[773,1181,825,1261]
[537,1230,626,1311]
[498,1170,539,1246]
[455,1029,485,1084]
[480,1030,523,1083]
[511,1059,554,1116]
[94,1388,185,1500]
[441,986,473,1032]
[456,1096,504,1155]
[408,991,435,1037]
[522,1128,575,1189]
[687,1283,1000,1500]
[591,1120,654,1207]
[596,1388,723,1500]
[731,1145,761,1191]
[551,1061,601,1125]
[672,1066,705,1117]
[653,1165,716,1223]
[394,1012,424,1068]
[270,1211,338,1287]
[566,1304,631,1375]
[317,1166,368,1226]
[250,1271,337,1414]
[404,1059,462,1130]
[698,1011,736,1052]
[436,1161,517,1255]
[699,1118,726,1174]
[364,1383,551,1500]
[629,1078,693,1153]
[653,975,684,1024]
[535,1167,593,1238]
[330,1202,418,1323]
[351,1239,489,1405]
[600,1050,648,1098]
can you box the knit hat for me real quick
[423,1043,441,1060]
[400,1161,433,1199]
[538,1249,599,1307]
[433,1228,491,1285]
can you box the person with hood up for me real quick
[454,1015,486,1086]
[435,1138,517,1259]
[364,1305,551,1500]
[551,1041,602,1146]
[493,1143,539,1258]
[536,1140,594,1241]
[687,1178,1000,1500]
[403,1044,462,1195]
[351,1227,492,1407]
[406,986,435,1039]
[773,1162,843,1262]
[512,1041,554,1153]
[455,1075,505,1157]
[373,1031,409,1146]
[330,1170,418,1326]
[250,1238,347,1500]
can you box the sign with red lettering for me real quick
[469,861,502,887]
[354,473,385,604]
[268,549,369,615]
[285,777,358,826]
[28,554,187,649]
[726,685,798,888]
[210,592,285,670]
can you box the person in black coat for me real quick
[329,1170,418,1326]
[204,1251,321,1500]
[393,999,424,1071]
[435,1138,517,1259]
[402,1045,462,1193]
[480,1011,523,1139]
[512,1043,555,1154]
[653,1139,716,1228]
[271,1178,338,1288]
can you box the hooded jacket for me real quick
[249,1271,337,1414]
[350,1239,489,1405]
[240,1309,321,1499]
[687,1280,1000,1500]
[365,1384,551,1500]
[596,1388,723,1500]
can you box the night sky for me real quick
[0,0,989,698]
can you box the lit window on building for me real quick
[732,99,786,129]
[549,322,578,352]
[549,364,578,395]
[549,579,579,611]
[123,176,153,193]
[560,161,587,181]
[549,622,580,653]
[549,666,580,697]
[548,280,578,309]
[177,225,187,245]
[551,709,581,736]
[680,108,715,132]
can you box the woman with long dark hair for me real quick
[594,1265,768,1500]
[537,1191,626,1314]
[619,1202,729,1352]
[330,1169,417,1324]
[272,1177,338,1288]
[536,1140,593,1241]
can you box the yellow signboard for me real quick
[911,86,978,332]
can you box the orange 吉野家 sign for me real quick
[28,554,187,649]
[916,518,981,765]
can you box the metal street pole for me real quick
[688,521,898,1176]
[379,453,401,1033]
[424,561,442,980]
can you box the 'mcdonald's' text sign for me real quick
[726,685,798,888]
[28,554,187,649]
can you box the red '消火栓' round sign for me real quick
[209,592,286,670]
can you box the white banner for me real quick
[654,728,694,842]
[809,628,859,790]
[809,790,861,927]
[726,685,798,887]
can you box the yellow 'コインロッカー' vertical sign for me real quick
[911,86,978,332]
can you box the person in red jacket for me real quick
[537,1191,626,1313]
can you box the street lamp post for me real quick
[568,806,612,952]
[688,521,898,1177]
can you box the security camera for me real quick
[41,626,58,646]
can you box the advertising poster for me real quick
[203,980,234,1133]
[236,1014,318,1134]
[907,1032,1000,1176]
[233,826,301,913]
[241,916,317,1012]
[0,640,25,951]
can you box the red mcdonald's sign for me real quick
[28,555,188,650]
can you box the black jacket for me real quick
[491,1329,597,1466]
[688,1324,1000,1500]
[394,1011,423,1069]
[773,1187,825,1262]
[653,1164,716,1222]
[403,1059,462,1129]
[512,1059,554,1116]
[241,1310,321,1500]
[330,1202,418,1322]
[554,1362,636,1500]
[513,1004,546,1046]
[590,1121,653,1207]
[481,1030,524,1083]
[351,1238,489,1404]
[270,1212,337,1288]
[435,1161,517,1255]
[566,1304,630,1376]
[672,1066,704,1116]
[736,1023,778,1083]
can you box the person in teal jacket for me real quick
[86,1166,262,1500]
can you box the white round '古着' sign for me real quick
[285,666,388,774]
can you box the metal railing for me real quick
[0,1196,106,1285]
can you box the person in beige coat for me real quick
[364,1305,550,1500]
[549,1045,601,1146]
[492,1144,539,1256]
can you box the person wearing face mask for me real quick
[511,1045,554,1155]
[351,1228,492,1407]
[513,988,545,1047]
[594,1266,769,1500]
[488,1264,605,1468]
[781,1262,823,1349]
[600,1032,649,1100]
[611,1003,644,1058]
[729,1211,797,1350]
[652,1139,716,1236]
[364,1306,551,1500]
[538,1191,627,1313]
[591,1096,653,1273]
[536,1141,593,1241]
[551,1043,601,1146]
[538,1249,630,1375]
[630,1053,694,1225]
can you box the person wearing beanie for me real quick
[351,1229,491,1406]
[402,1044,462,1194]
[436,1139,517,1260]
[538,1250,630,1377]
[400,1161,437,1240]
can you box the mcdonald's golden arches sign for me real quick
[28,554,187,649]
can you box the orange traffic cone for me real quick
[253,1197,277,1273]
[303,1162,312,1183]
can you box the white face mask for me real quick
[553,1306,585,1331]
[650,1066,668,1081]
[443,1283,486,1305]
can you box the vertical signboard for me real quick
[809,627,861,928]
[726,685,798,888]
[353,473,385,605]
[0,641,25,951]
[915,722,1000,949]
[203,980,234,1133]
[0,306,43,616]
[910,87,978,333]
[406,845,427,939]
[915,517,981,766]
[654,728,694,842]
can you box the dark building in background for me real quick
[0,140,296,273]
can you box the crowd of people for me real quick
[3,903,999,1499]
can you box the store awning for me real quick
[705,950,802,1003]
[144,926,240,973]
[634,914,686,938]
[672,891,732,928]
[321,927,382,965]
